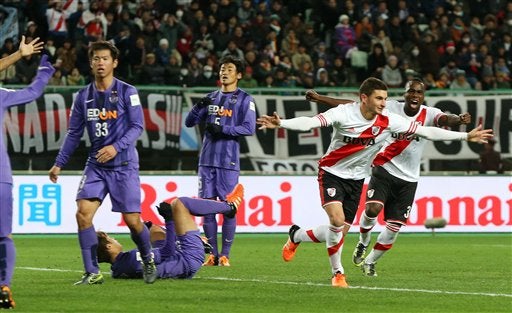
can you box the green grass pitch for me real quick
[11,233,512,312]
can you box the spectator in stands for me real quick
[415,31,441,77]
[280,29,300,57]
[300,23,321,54]
[333,14,357,60]
[330,56,350,87]
[314,67,335,87]
[238,66,258,89]
[155,38,172,66]
[291,43,312,71]
[371,29,393,56]
[128,36,147,79]
[366,42,386,79]
[450,69,472,90]
[164,55,182,86]
[381,54,403,88]
[221,40,244,60]
[0,52,16,84]
[159,13,184,52]
[55,39,76,75]
[479,139,503,174]
[14,53,39,84]
[49,68,66,86]
[66,67,85,86]
[46,0,69,47]
[193,23,214,61]
[212,21,231,55]
[196,64,218,87]
[237,0,255,28]
[139,53,165,85]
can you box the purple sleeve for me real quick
[184,105,207,127]
[223,96,256,136]
[54,91,86,168]
[0,67,52,108]
[112,90,143,152]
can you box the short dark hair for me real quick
[88,40,120,61]
[219,55,245,73]
[96,231,111,263]
[359,77,388,96]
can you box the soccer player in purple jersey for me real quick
[258,77,492,287]
[0,36,51,309]
[96,184,244,280]
[185,55,256,267]
[48,41,157,285]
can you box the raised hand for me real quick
[257,112,281,130]
[467,124,493,144]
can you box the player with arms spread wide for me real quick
[257,77,492,287]
[48,41,157,285]
[304,78,472,276]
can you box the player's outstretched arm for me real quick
[0,36,44,72]
[467,124,493,143]
[258,111,323,131]
[305,89,353,107]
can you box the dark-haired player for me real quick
[303,79,471,276]
[185,55,256,266]
[258,77,490,287]
[49,41,156,285]
[97,184,244,279]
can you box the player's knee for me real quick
[366,203,383,217]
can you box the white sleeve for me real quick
[415,125,467,141]
[280,116,323,131]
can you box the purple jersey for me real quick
[111,231,203,279]
[0,67,53,183]
[185,88,256,171]
[54,78,143,169]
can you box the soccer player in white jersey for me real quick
[257,77,492,287]
[304,78,471,277]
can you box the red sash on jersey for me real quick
[373,108,427,166]
[319,114,389,168]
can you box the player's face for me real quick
[219,63,241,88]
[90,49,118,79]
[403,82,425,115]
[363,90,388,115]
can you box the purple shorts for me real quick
[76,165,141,213]
[0,183,13,237]
[158,230,204,279]
[198,166,238,200]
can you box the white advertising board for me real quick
[12,175,511,234]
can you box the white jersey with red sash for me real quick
[316,102,422,180]
[372,100,445,182]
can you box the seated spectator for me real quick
[66,67,85,86]
[196,65,218,87]
[333,14,357,60]
[300,23,321,53]
[155,38,172,65]
[450,70,472,90]
[314,67,335,87]
[138,53,165,85]
[0,52,16,84]
[381,54,403,88]
[238,66,258,89]
[49,69,66,86]
[479,139,503,174]
[221,40,244,59]
[291,44,312,71]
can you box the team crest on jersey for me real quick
[367,188,375,198]
[229,94,238,104]
[109,90,118,103]
[371,126,380,136]
[327,188,336,197]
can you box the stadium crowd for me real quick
[0,0,511,90]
